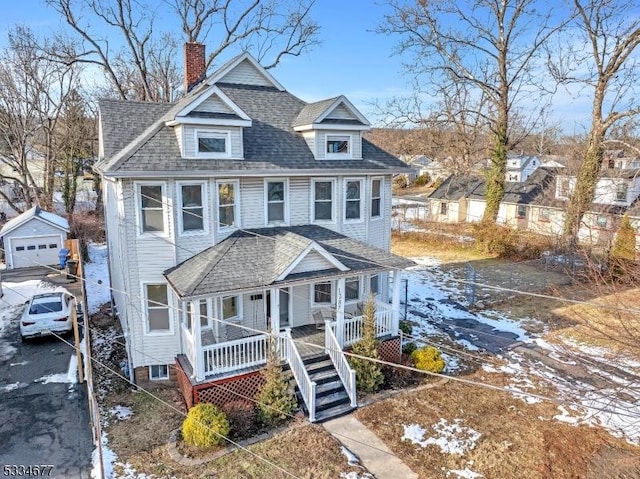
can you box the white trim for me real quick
[142,282,174,336]
[175,85,252,120]
[315,96,371,126]
[311,281,334,307]
[343,177,364,223]
[134,181,168,237]
[311,178,336,223]
[149,364,170,381]
[293,123,370,132]
[176,181,208,236]
[169,117,252,127]
[215,179,241,233]
[206,52,286,91]
[194,129,232,159]
[264,178,289,226]
[326,134,352,160]
[276,242,349,281]
[370,176,383,220]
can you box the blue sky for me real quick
[0,0,603,132]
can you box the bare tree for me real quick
[550,0,640,242]
[0,27,80,213]
[46,0,320,101]
[380,0,564,222]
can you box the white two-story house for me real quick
[96,45,413,421]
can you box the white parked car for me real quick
[20,292,74,340]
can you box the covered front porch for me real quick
[165,225,413,409]
[177,277,401,382]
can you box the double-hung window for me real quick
[345,179,362,221]
[217,181,238,230]
[440,202,448,216]
[345,277,360,302]
[145,284,170,333]
[313,282,332,305]
[266,180,287,224]
[370,274,379,296]
[140,184,164,233]
[616,183,628,202]
[222,295,239,321]
[371,178,382,219]
[313,180,333,222]
[180,184,204,232]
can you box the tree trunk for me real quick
[483,125,508,222]
[562,126,605,241]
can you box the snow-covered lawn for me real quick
[403,255,640,445]
[84,243,111,314]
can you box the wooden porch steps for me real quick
[295,354,355,423]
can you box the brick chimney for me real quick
[184,42,206,93]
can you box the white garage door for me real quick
[11,236,62,269]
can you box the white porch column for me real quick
[269,287,280,334]
[336,277,345,347]
[192,300,205,381]
[391,270,401,336]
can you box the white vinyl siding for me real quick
[239,178,264,228]
[325,103,358,120]
[289,177,310,225]
[288,250,336,276]
[218,58,274,86]
[3,218,67,269]
[196,95,235,114]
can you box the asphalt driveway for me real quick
[0,267,92,478]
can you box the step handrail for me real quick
[324,320,357,407]
[282,328,317,422]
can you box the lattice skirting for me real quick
[194,371,266,409]
[377,336,401,364]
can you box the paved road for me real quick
[0,270,92,478]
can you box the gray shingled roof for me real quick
[292,97,339,127]
[164,225,414,298]
[98,84,409,175]
[429,175,484,201]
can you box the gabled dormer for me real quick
[293,96,371,160]
[166,86,251,159]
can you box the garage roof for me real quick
[0,206,70,237]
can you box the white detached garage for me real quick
[0,206,69,269]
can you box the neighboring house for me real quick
[96,45,413,422]
[505,155,541,182]
[0,206,69,269]
[427,175,484,223]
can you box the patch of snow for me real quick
[340,473,374,479]
[10,360,28,366]
[447,469,484,478]
[91,431,116,479]
[402,419,481,455]
[34,354,79,384]
[110,405,133,421]
[83,243,111,314]
[1,381,27,392]
[554,405,580,424]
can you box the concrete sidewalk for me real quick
[323,415,418,479]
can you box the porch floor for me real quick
[290,324,326,359]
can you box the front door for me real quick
[279,288,290,328]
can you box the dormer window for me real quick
[326,135,350,158]
[196,130,230,158]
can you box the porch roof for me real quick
[164,225,414,298]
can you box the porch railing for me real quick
[324,321,357,407]
[181,323,196,373]
[282,329,317,422]
[342,302,395,347]
[202,334,267,376]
